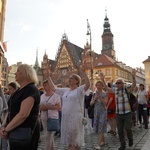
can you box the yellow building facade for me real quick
[143,56,150,88]
[0,0,7,86]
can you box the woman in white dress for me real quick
[47,69,90,150]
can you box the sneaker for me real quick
[95,145,101,149]
[129,139,133,147]
[107,130,113,133]
[139,124,142,128]
[100,142,107,146]
[118,146,126,150]
[54,131,59,136]
[112,131,117,136]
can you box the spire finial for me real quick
[36,48,38,57]
[105,7,107,17]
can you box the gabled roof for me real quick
[49,59,55,70]
[67,41,84,66]
[93,54,117,67]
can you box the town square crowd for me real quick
[0,64,150,150]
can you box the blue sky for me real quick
[4,0,150,69]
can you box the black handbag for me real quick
[9,127,32,147]
[47,118,59,132]
[8,119,38,147]
[88,105,94,119]
[107,108,115,114]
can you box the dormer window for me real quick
[98,62,102,66]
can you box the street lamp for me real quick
[87,19,93,90]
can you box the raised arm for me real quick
[46,68,57,92]
[99,72,113,93]
[131,69,136,90]
[81,66,90,92]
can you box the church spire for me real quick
[103,9,111,34]
[101,9,116,60]
[34,49,40,69]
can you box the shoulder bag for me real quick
[46,94,59,132]
[9,118,38,147]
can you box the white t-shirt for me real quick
[138,90,148,104]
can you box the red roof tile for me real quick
[93,54,117,67]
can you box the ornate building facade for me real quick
[143,56,150,88]
[37,12,145,89]
[0,0,7,87]
[1,55,8,88]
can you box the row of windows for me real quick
[88,68,128,78]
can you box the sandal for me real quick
[107,130,113,133]
[112,131,117,136]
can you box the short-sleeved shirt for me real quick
[115,88,131,114]
[40,93,61,119]
[8,83,40,129]
[138,90,148,104]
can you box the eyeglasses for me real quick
[116,82,122,85]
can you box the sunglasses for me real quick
[116,82,123,85]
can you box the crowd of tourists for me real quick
[0,64,150,150]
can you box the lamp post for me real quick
[87,19,93,90]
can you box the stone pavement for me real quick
[38,120,150,150]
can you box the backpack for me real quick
[125,88,138,112]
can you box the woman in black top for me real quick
[0,64,40,150]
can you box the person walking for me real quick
[90,81,107,150]
[137,84,148,129]
[46,67,90,150]
[85,90,94,129]
[0,64,40,150]
[106,82,116,136]
[132,86,139,126]
[100,69,136,150]
[39,80,61,150]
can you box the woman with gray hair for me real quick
[0,64,40,150]
[46,69,90,150]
